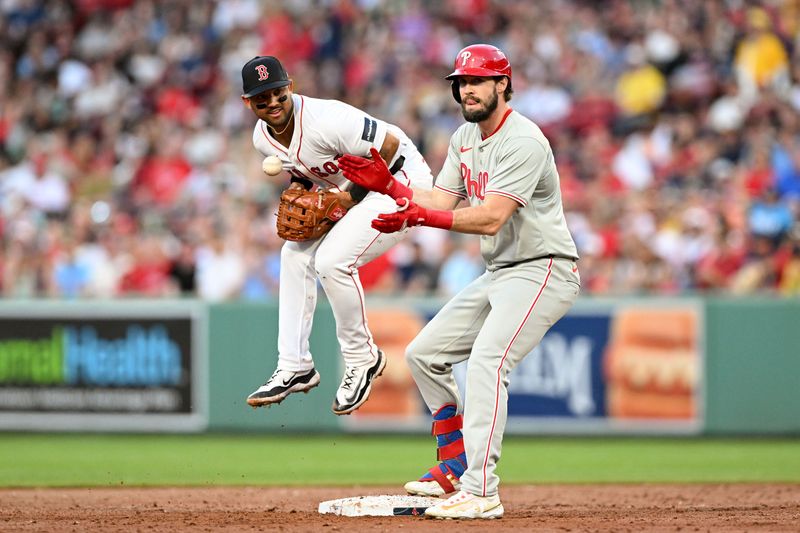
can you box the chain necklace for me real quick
[270,114,294,136]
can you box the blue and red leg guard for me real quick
[418,404,467,494]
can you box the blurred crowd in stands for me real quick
[1,0,799,300]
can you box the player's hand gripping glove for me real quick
[276,187,349,241]
[338,147,414,201]
[371,198,453,233]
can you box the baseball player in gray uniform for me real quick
[340,44,580,519]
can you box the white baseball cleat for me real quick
[424,490,504,520]
[331,350,386,415]
[246,368,320,407]
[404,475,461,497]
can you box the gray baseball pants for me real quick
[405,257,580,496]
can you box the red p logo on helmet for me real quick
[255,65,269,81]
[447,44,511,80]
[445,44,512,103]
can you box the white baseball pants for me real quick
[276,191,406,370]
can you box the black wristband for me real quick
[290,176,313,190]
[388,155,405,175]
[349,184,369,202]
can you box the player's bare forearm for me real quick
[447,194,519,235]
[378,133,400,165]
[408,188,460,211]
[390,189,515,234]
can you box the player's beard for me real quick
[462,90,498,123]
[267,113,292,132]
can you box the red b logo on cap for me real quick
[255,65,269,81]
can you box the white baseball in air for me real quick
[262,155,283,176]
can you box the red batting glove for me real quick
[371,198,453,233]
[338,147,413,201]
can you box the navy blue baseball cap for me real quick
[241,56,291,97]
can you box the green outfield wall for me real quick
[203,297,800,435]
[704,298,800,434]
[207,302,340,432]
[0,298,798,435]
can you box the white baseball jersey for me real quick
[252,94,430,191]
[249,93,434,375]
[433,108,578,268]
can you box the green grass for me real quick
[1,434,799,487]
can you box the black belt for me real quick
[496,254,578,270]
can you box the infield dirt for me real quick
[1,484,798,532]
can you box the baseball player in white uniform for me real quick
[340,44,580,519]
[241,56,433,415]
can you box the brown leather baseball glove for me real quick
[276,188,349,241]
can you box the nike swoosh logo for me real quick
[460,146,472,153]
[572,266,579,273]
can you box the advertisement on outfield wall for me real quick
[345,299,704,435]
[0,302,207,432]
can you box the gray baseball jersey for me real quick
[405,108,580,498]
[434,108,578,266]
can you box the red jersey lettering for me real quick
[461,163,487,200]
[295,159,341,179]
